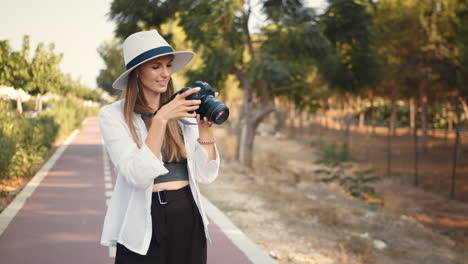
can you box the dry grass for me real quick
[200,127,468,264]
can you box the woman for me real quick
[99,29,220,264]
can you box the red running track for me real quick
[0,117,252,264]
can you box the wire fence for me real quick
[278,113,468,203]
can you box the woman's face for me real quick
[136,55,174,96]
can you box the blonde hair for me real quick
[121,70,187,162]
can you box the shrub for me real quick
[0,97,89,181]
[315,142,349,167]
[314,142,381,201]
[30,116,59,148]
[45,97,87,138]
[0,100,58,179]
[0,129,16,179]
[85,106,100,118]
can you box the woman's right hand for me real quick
[154,87,202,122]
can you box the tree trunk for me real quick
[318,113,323,148]
[233,68,252,161]
[420,99,428,153]
[299,110,304,138]
[419,82,428,152]
[274,109,285,133]
[235,103,244,159]
[238,118,257,168]
[370,97,376,135]
[324,110,329,129]
[413,112,419,187]
[446,100,453,144]
[289,102,295,138]
[390,99,397,136]
[359,111,365,132]
[234,71,275,167]
[358,96,365,131]
[343,96,352,156]
[324,98,330,129]
[458,96,468,119]
[409,97,416,135]
[387,110,392,177]
[16,89,23,114]
[238,104,275,167]
[450,96,462,199]
[35,94,43,113]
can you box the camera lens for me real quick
[200,96,229,125]
[210,105,229,124]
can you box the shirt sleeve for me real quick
[188,122,220,184]
[193,141,220,184]
[98,106,169,190]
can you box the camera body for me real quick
[169,81,229,125]
[180,81,215,102]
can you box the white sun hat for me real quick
[112,29,195,90]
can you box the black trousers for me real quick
[115,185,207,264]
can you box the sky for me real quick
[1,0,327,90]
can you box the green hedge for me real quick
[45,97,87,138]
[0,97,93,181]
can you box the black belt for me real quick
[152,185,191,205]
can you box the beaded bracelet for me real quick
[197,137,216,144]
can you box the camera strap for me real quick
[134,109,157,119]
[134,110,198,126]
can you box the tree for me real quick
[433,0,468,198]
[0,36,31,114]
[25,43,63,112]
[109,0,335,167]
[56,72,101,101]
[320,0,382,155]
[97,39,125,96]
[368,0,468,195]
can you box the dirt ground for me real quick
[200,125,468,264]
[308,119,468,202]
[308,119,468,248]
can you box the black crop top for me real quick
[153,158,189,184]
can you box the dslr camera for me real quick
[162,81,229,125]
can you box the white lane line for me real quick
[0,129,80,236]
[201,195,278,264]
[102,142,116,258]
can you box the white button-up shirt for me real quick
[98,99,220,255]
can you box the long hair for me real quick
[121,70,187,162]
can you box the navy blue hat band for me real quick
[126,46,174,70]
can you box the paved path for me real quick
[0,117,271,264]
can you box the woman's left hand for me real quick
[196,114,214,128]
[196,92,218,161]
[196,92,219,129]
